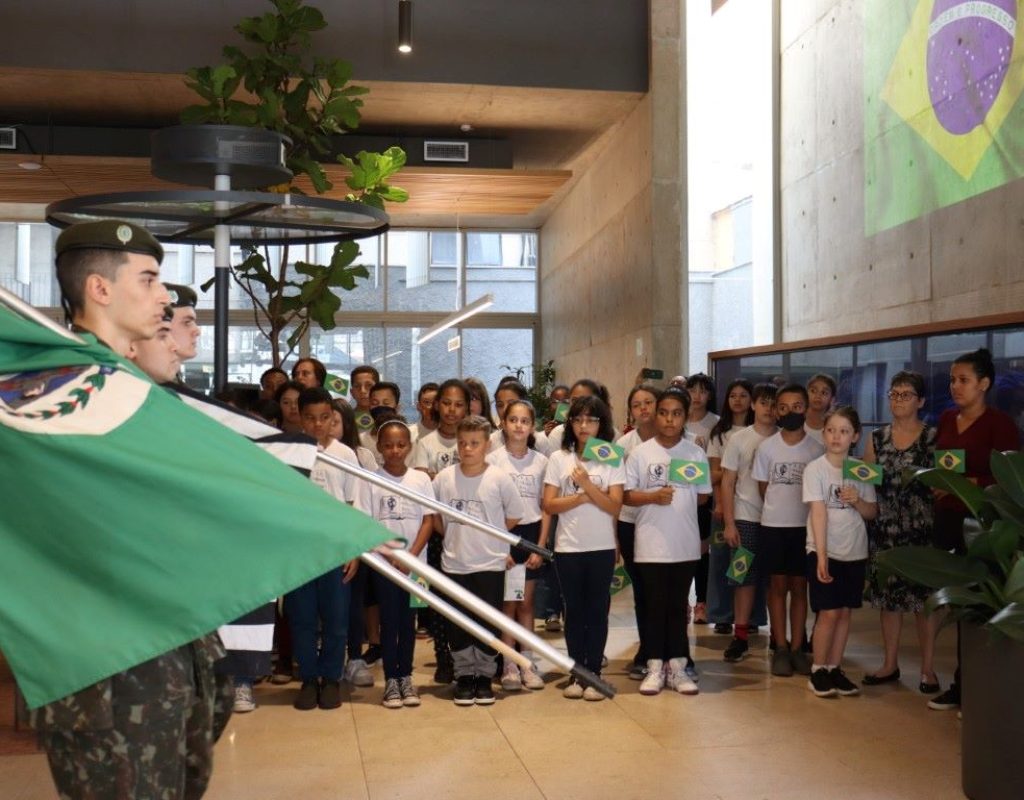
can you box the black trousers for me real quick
[555,549,616,676]
[635,561,698,661]
[617,520,646,662]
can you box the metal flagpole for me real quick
[381,545,616,698]
[0,285,84,344]
[360,551,533,672]
[316,450,554,561]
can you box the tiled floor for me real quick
[1,593,964,799]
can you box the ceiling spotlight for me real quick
[398,0,412,54]
[459,123,473,133]
[17,161,42,171]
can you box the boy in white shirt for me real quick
[433,416,526,706]
[752,383,824,678]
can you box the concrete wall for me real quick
[780,0,1024,341]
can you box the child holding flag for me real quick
[624,387,711,696]
[543,395,624,700]
[802,406,878,697]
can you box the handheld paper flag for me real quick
[553,402,569,423]
[610,565,633,595]
[583,437,624,467]
[669,458,710,485]
[936,449,966,473]
[726,546,755,584]
[408,573,429,609]
[843,458,882,485]
[324,373,349,395]
[355,410,375,432]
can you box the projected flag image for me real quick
[865,0,1024,234]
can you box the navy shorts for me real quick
[761,526,807,577]
[728,520,763,586]
[510,521,543,581]
[806,553,866,612]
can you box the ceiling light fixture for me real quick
[17,161,42,170]
[416,294,495,345]
[398,0,412,53]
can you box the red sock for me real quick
[735,624,749,641]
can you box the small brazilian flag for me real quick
[726,546,755,584]
[610,565,633,595]
[843,458,882,485]
[408,573,429,609]
[583,437,624,467]
[355,411,375,433]
[669,458,709,485]
[324,373,349,395]
[553,402,569,423]
[936,449,966,473]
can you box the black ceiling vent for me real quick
[424,140,469,163]
[150,125,291,189]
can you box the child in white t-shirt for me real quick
[803,406,877,698]
[354,417,435,709]
[434,416,526,706]
[804,373,836,445]
[684,373,720,625]
[624,387,711,696]
[542,394,624,701]
[751,384,825,678]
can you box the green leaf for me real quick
[986,602,1024,643]
[326,59,353,88]
[875,546,991,591]
[967,522,1021,569]
[1004,558,1024,603]
[377,185,409,203]
[308,291,341,328]
[984,484,1024,527]
[991,450,1024,509]
[911,467,988,518]
[293,260,321,278]
[340,85,371,96]
[925,585,997,615]
[329,240,359,268]
[210,64,237,99]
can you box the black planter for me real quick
[961,622,1024,800]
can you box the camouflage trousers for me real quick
[36,640,233,800]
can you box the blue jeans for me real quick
[285,567,351,682]
[555,549,615,675]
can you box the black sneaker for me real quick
[801,636,813,654]
[474,675,496,705]
[318,679,342,709]
[713,622,733,635]
[362,644,381,665]
[454,676,476,706]
[434,656,454,685]
[808,668,837,698]
[293,680,319,710]
[928,686,960,710]
[723,637,749,663]
[829,668,859,696]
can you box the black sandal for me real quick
[862,668,901,686]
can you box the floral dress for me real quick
[866,423,936,613]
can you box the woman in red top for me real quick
[928,348,1020,712]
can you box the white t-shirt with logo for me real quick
[802,455,874,561]
[625,437,712,562]
[616,429,648,524]
[354,468,434,561]
[751,432,824,527]
[685,412,719,450]
[720,426,774,523]
[804,422,825,445]
[544,449,625,553]
[486,446,548,525]
[433,465,526,574]
[410,429,459,475]
[310,440,360,503]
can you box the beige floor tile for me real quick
[0,754,58,800]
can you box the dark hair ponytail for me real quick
[953,348,995,387]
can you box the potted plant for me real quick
[876,449,1024,800]
[181,0,408,365]
[501,360,557,422]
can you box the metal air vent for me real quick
[0,128,16,149]
[424,140,469,162]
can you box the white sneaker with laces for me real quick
[563,679,584,699]
[669,658,699,695]
[501,663,523,691]
[639,660,665,696]
[233,683,256,713]
[344,658,375,687]
[521,663,545,690]
[382,678,403,709]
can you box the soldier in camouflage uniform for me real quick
[24,220,233,799]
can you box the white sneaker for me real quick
[668,658,699,695]
[344,658,374,687]
[501,663,523,691]
[233,683,256,713]
[639,660,665,696]
[521,664,545,690]
[563,679,584,699]
[583,685,605,702]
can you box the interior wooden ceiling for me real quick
[0,67,644,225]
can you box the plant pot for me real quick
[961,622,1024,800]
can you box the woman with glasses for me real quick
[542,395,624,700]
[861,371,938,692]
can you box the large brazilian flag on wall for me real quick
[865,0,1024,234]
[0,304,392,708]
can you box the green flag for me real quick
[408,573,429,609]
[583,437,624,467]
[843,458,883,485]
[355,410,375,432]
[669,458,710,485]
[553,402,569,423]
[0,305,393,709]
[726,546,755,584]
[936,449,967,473]
[610,565,633,595]
[324,372,349,395]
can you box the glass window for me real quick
[311,236,385,312]
[850,340,913,427]
[789,347,854,404]
[386,231,458,312]
[430,232,458,266]
[384,326,459,411]
[0,222,60,307]
[460,328,535,400]
[310,326,386,380]
[184,325,294,392]
[465,232,537,313]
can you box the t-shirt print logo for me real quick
[512,472,538,498]
[827,483,846,509]
[437,449,459,469]
[565,473,603,495]
[647,463,667,486]
[379,494,407,520]
[770,462,805,485]
[450,498,485,521]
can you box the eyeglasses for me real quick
[570,415,600,426]
[887,391,918,401]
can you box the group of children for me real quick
[248,362,880,709]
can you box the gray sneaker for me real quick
[398,675,421,707]
[382,678,403,709]
[790,650,813,676]
[344,658,375,688]
[771,647,794,677]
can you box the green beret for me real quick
[55,220,164,264]
[164,283,197,308]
